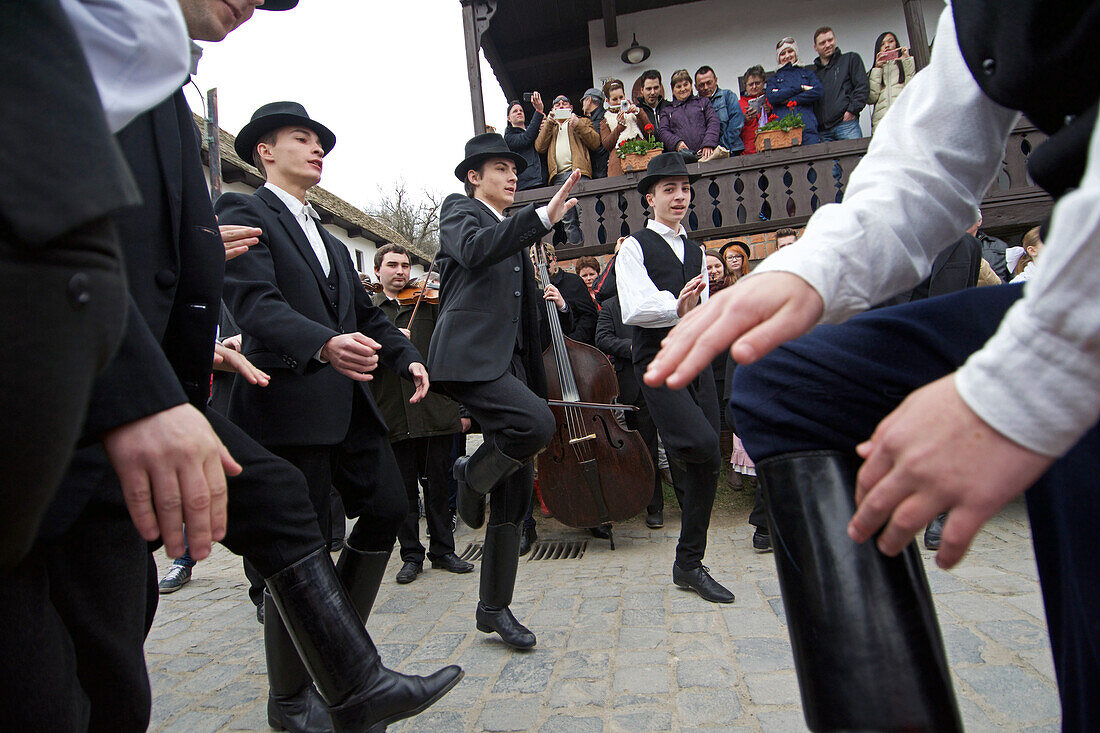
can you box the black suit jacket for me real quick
[217,187,421,447]
[551,268,598,345]
[428,195,552,392]
[42,89,224,537]
[0,0,139,245]
[595,296,640,406]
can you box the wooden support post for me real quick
[460,0,486,135]
[205,88,223,202]
[902,0,931,71]
[602,0,617,48]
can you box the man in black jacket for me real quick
[539,243,599,344]
[430,133,578,649]
[637,69,670,132]
[812,27,869,141]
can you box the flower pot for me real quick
[755,127,804,151]
[621,148,663,172]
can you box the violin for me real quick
[533,245,654,538]
[395,273,440,306]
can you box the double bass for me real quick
[534,246,654,542]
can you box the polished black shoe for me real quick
[475,602,536,649]
[395,561,422,584]
[588,523,612,540]
[645,511,664,529]
[453,456,487,530]
[265,592,332,733]
[752,526,772,554]
[673,564,735,604]
[518,523,537,556]
[430,553,474,574]
[924,513,947,551]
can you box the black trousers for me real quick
[636,362,720,568]
[730,284,1099,730]
[243,389,406,604]
[625,400,664,516]
[0,217,126,568]
[393,434,458,563]
[0,502,151,732]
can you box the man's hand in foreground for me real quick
[645,272,823,389]
[850,375,1053,568]
[408,363,430,404]
[213,342,269,386]
[103,404,240,561]
[322,333,380,382]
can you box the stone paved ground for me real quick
[146,496,1060,732]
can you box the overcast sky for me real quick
[186,1,508,210]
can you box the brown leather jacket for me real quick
[535,115,601,179]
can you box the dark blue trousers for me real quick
[730,283,1099,730]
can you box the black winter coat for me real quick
[504,111,545,191]
[812,48,869,131]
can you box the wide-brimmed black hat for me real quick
[259,0,298,10]
[636,151,700,194]
[234,101,335,163]
[720,240,750,259]
[454,133,528,181]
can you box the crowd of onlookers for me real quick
[502,26,917,245]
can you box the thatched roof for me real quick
[195,113,433,262]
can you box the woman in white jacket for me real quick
[868,32,917,130]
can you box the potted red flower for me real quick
[619,123,664,172]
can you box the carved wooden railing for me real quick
[511,122,1052,258]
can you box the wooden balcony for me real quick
[511,122,1053,259]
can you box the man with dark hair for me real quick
[648,5,1100,729]
[775,227,798,248]
[581,87,610,179]
[637,69,669,131]
[431,133,578,648]
[371,243,474,584]
[812,26,869,141]
[695,65,745,155]
[616,152,735,604]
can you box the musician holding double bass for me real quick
[616,151,735,604]
[429,133,579,649]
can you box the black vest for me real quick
[630,226,703,367]
[954,0,1100,197]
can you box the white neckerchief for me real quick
[265,182,331,277]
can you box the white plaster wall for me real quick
[588,0,946,134]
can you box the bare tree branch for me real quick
[364,179,443,255]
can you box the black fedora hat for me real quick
[259,0,298,9]
[233,101,335,163]
[454,133,527,181]
[636,151,700,194]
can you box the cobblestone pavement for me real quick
[146,496,1060,732]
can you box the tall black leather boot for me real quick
[453,440,523,529]
[336,543,391,624]
[755,451,963,732]
[264,591,333,732]
[475,521,535,649]
[265,549,464,733]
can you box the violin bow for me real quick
[406,245,441,329]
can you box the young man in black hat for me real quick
[216,100,467,727]
[615,151,735,605]
[429,133,579,648]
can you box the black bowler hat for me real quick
[259,0,299,10]
[454,133,528,181]
[233,101,336,163]
[636,151,700,194]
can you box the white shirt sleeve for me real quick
[748,7,1021,322]
[956,118,1100,456]
[616,236,680,327]
[59,0,191,132]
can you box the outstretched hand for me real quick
[547,169,582,225]
[408,362,430,403]
[322,332,381,382]
[645,272,823,390]
[676,275,707,317]
[849,375,1053,568]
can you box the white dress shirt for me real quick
[617,219,708,328]
[748,5,1100,458]
[60,0,191,132]
[264,182,332,277]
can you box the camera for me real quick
[523,92,534,102]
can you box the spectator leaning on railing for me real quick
[504,94,546,191]
[812,26,869,141]
[767,38,824,144]
[658,69,721,161]
[636,69,670,132]
[582,88,610,179]
[868,32,916,131]
[695,65,745,155]
[535,95,601,245]
[601,78,654,177]
[739,65,772,154]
